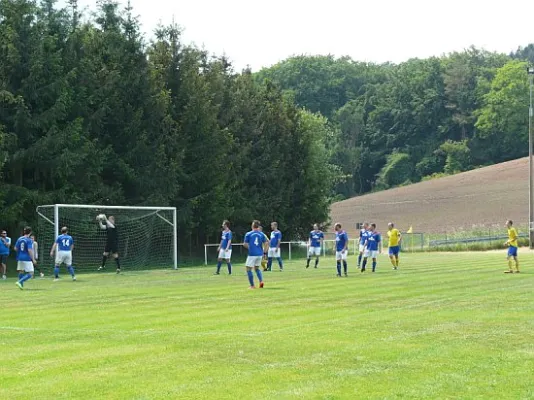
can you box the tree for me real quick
[474,60,528,163]
[438,140,471,174]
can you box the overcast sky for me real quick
[74,0,533,71]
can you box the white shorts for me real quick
[17,261,34,273]
[268,248,281,258]
[246,256,263,268]
[218,249,232,260]
[336,250,348,261]
[364,250,378,259]
[55,251,73,266]
[308,247,321,257]
[359,244,365,253]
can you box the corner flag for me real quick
[407,226,413,234]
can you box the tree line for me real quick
[2,0,534,250]
[0,0,335,250]
[257,48,534,199]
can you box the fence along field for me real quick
[330,157,530,250]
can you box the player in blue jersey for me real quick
[50,226,76,281]
[267,222,284,272]
[15,227,37,290]
[357,222,370,269]
[306,224,324,269]
[0,229,11,280]
[243,220,269,289]
[215,220,233,275]
[361,223,382,273]
[334,223,349,277]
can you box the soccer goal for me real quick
[36,204,177,271]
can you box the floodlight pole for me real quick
[528,67,534,249]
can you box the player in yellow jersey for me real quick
[259,226,270,271]
[387,223,402,270]
[504,220,520,273]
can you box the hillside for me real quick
[330,157,529,235]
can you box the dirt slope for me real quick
[330,157,529,235]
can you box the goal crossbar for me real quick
[38,204,177,211]
[37,204,178,270]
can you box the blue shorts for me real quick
[389,246,400,256]
[508,246,518,257]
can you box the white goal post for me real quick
[37,204,178,270]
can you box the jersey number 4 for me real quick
[254,237,260,246]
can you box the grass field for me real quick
[1,252,533,399]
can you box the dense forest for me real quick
[258,47,534,199]
[1,0,534,249]
[0,0,335,247]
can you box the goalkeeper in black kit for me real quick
[97,214,121,273]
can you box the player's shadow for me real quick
[263,287,286,291]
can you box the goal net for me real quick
[36,204,177,272]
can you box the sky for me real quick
[74,0,534,71]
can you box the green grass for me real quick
[1,252,533,399]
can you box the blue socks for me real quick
[358,254,362,266]
[67,266,75,277]
[19,273,32,283]
[372,261,377,272]
[255,268,263,283]
[216,262,231,274]
[343,261,348,275]
[267,258,273,270]
[247,270,254,287]
[277,257,283,270]
[362,259,368,271]
[336,261,341,276]
[54,266,60,278]
[18,273,24,280]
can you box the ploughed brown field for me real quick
[330,157,528,235]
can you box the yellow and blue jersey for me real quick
[508,228,518,248]
[388,229,401,247]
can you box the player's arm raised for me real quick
[98,215,107,230]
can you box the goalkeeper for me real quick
[97,214,121,274]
